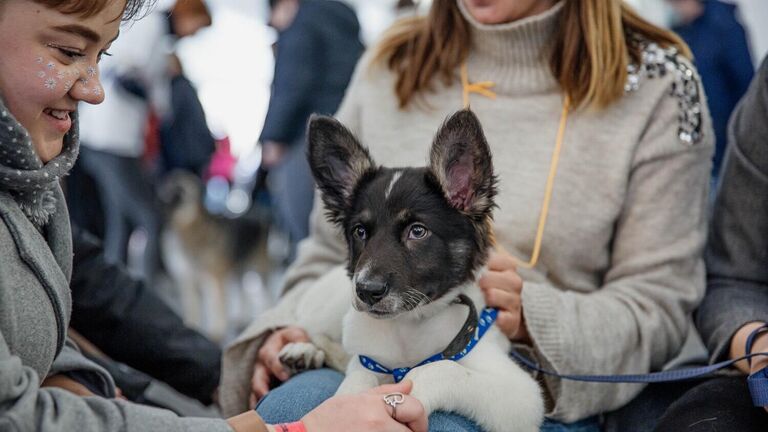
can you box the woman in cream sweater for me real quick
[222,0,714,430]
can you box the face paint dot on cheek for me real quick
[46,62,55,70]
[44,78,57,90]
[37,71,46,79]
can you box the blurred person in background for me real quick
[76,0,211,287]
[158,53,216,178]
[260,0,364,261]
[666,0,754,181]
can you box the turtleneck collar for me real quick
[0,96,79,227]
[457,0,564,95]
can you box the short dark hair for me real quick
[32,0,155,22]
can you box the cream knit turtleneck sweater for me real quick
[221,2,714,422]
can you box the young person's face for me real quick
[0,0,124,162]
[462,0,556,25]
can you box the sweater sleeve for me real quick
[520,70,714,422]
[697,57,768,363]
[0,324,232,432]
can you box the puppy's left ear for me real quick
[429,109,497,217]
[307,115,376,224]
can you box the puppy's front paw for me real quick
[279,342,326,375]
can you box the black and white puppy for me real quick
[284,110,543,432]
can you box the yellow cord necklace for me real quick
[460,63,570,269]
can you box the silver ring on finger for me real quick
[383,392,405,418]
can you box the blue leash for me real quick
[359,301,768,407]
[509,323,768,407]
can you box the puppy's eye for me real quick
[408,224,429,240]
[352,224,367,240]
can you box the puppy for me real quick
[283,110,544,432]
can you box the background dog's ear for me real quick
[307,115,375,224]
[429,109,497,217]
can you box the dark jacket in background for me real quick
[673,0,754,179]
[259,0,364,146]
[697,56,768,363]
[160,74,216,177]
[70,225,221,405]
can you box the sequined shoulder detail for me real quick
[625,42,703,146]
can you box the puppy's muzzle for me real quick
[356,279,390,306]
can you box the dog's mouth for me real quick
[352,292,430,319]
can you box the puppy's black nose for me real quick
[356,280,389,306]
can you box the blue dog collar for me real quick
[359,306,498,383]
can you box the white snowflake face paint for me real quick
[0,0,121,162]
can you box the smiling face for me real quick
[461,0,556,24]
[0,0,123,162]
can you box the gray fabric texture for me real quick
[0,105,232,431]
[0,97,79,227]
[221,2,714,422]
[698,57,768,363]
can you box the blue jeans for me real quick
[256,369,601,432]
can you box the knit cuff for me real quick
[520,281,567,413]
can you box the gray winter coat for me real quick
[0,188,231,431]
[698,56,768,362]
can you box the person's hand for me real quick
[41,374,95,397]
[250,326,311,406]
[302,379,428,432]
[730,321,768,412]
[479,248,531,343]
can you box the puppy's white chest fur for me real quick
[336,285,544,432]
[341,286,493,369]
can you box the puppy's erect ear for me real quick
[429,109,497,217]
[307,115,375,224]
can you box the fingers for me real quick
[259,336,292,382]
[479,270,522,294]
[280,326,311,344]
[487,249,517,271]
[369,379,413,395]
[398,396,428,432]
[495,310,522,339]
[250,363,271,406]
[482,286,520,311]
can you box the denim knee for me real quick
[255,368,344,424]
[428,411,484,432]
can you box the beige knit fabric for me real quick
[221,2,714,422]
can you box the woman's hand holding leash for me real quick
[730,321,768,412]
[251,326,311,406]
[480,249,531,344]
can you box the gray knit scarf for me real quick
[0,97,79,227]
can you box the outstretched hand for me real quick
[302,379,428,432]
